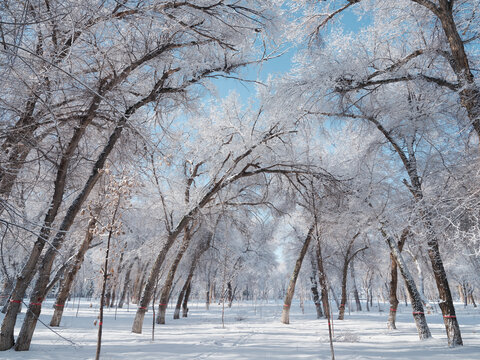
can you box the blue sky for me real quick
[211,6,369,102]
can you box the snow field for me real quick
[1,299,479,359]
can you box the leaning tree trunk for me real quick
[0,76,109,351]
[118,260,136,308]
[174,282,188,320]
[430,0,480,139]
[371,106,463,347]
[426,231,462,347]
[131,215,193,333]
[13,107,130,351]
[385,234,431,340]
[182,282,192,318]
[387,228,407,330]
[173,237,210,319]
[156,227,193,325]
[50,216,97,327]
[281,226,314,324]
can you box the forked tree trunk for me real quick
[50,216,97,327]
[468,290,477,308]
[131,219,193,333]
[157,227,193,325]
[0,25,91,212]
[338,233,365,320]
[281,226,314,324]
[173,239,210,319]
[174,286,187,320]
[385,235,431,340]
[132,136,271,333]
[387,228,407,330]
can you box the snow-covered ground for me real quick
[1,299,479,359]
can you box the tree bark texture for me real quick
[50,216,97,327]
[118,260,136,309]
[281,225,314,324]
[95,226,114,360]
[385,235,431,340]
[156,227,193,325]
[350,259,362,311]
[173,238,210,319]
[13,107,130,351]
[387,228,407,330]
[309,251,323,318]
[182,282,192,318]
[338,233,365,320]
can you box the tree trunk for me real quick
[0,277,14,314]
[182,282,192,318]
[338,263,348,320]
[281,226,314,324]
[309,251,323,318]
[315,232,334,359]
[0,78,110,351]
[433,0,480,139]
[13,108,130,351]
[227,282,233,308]
[156,227,193,325]
[372,104,463,346]
[131,218,194,333]
[310,275,323,318]
[109,250,124,308]
[206,280,210,311]
[95,226,114,360]
[426,234,462,346]
[338,233,365,320]
[385,235,431,340]
[350,260,362,311]
[50,216,97,327]
[387,229,407,330]
[118,260,135,309]
[173,286,186,320]
[174,239,210,319]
